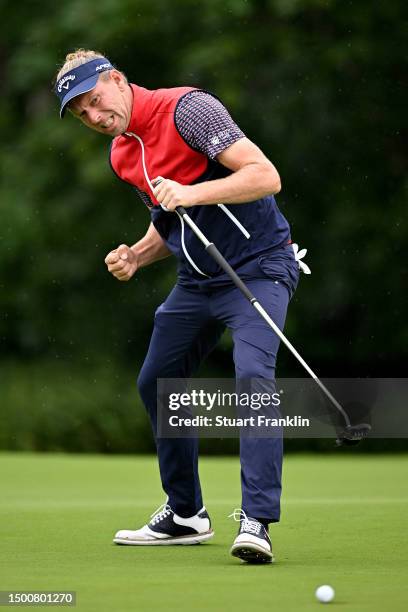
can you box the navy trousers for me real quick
[137,251,298,522]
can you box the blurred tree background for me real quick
[0,0,406,452]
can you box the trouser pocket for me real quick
[257,250,300,299]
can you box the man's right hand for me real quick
[104,244,138,281]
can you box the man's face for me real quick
[69,70,132,137]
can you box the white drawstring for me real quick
[178,204,210,277]
[125,131,209,277]
[125,132,156,196]
[292,243,311,274]
[217,203,250,239]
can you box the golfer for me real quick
[55,49,303,563]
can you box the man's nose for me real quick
[87,109,101,125]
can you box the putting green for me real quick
[0,453,407,611]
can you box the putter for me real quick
[153,181,370,445]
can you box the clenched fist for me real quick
[104,244,138,281]
[152,177,196,211]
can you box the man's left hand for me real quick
[152,178,196,211]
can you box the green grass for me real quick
[0,453,407,611]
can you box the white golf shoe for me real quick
[229,509,274,563]
[113,502,214,546]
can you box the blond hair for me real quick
[55,48,127,84]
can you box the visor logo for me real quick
[58,74,76,92]
[96,63,111,71]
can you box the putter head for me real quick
[335,423,372,447]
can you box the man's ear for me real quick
[110,70,125,89]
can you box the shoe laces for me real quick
[228,508,262,535]
[150,502,173,526]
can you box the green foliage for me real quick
[0,360,154,452]
[0,1,406,451]
[1,359,406,453]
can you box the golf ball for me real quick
[315,585,335,603]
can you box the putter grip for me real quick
[205,243,255,303]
